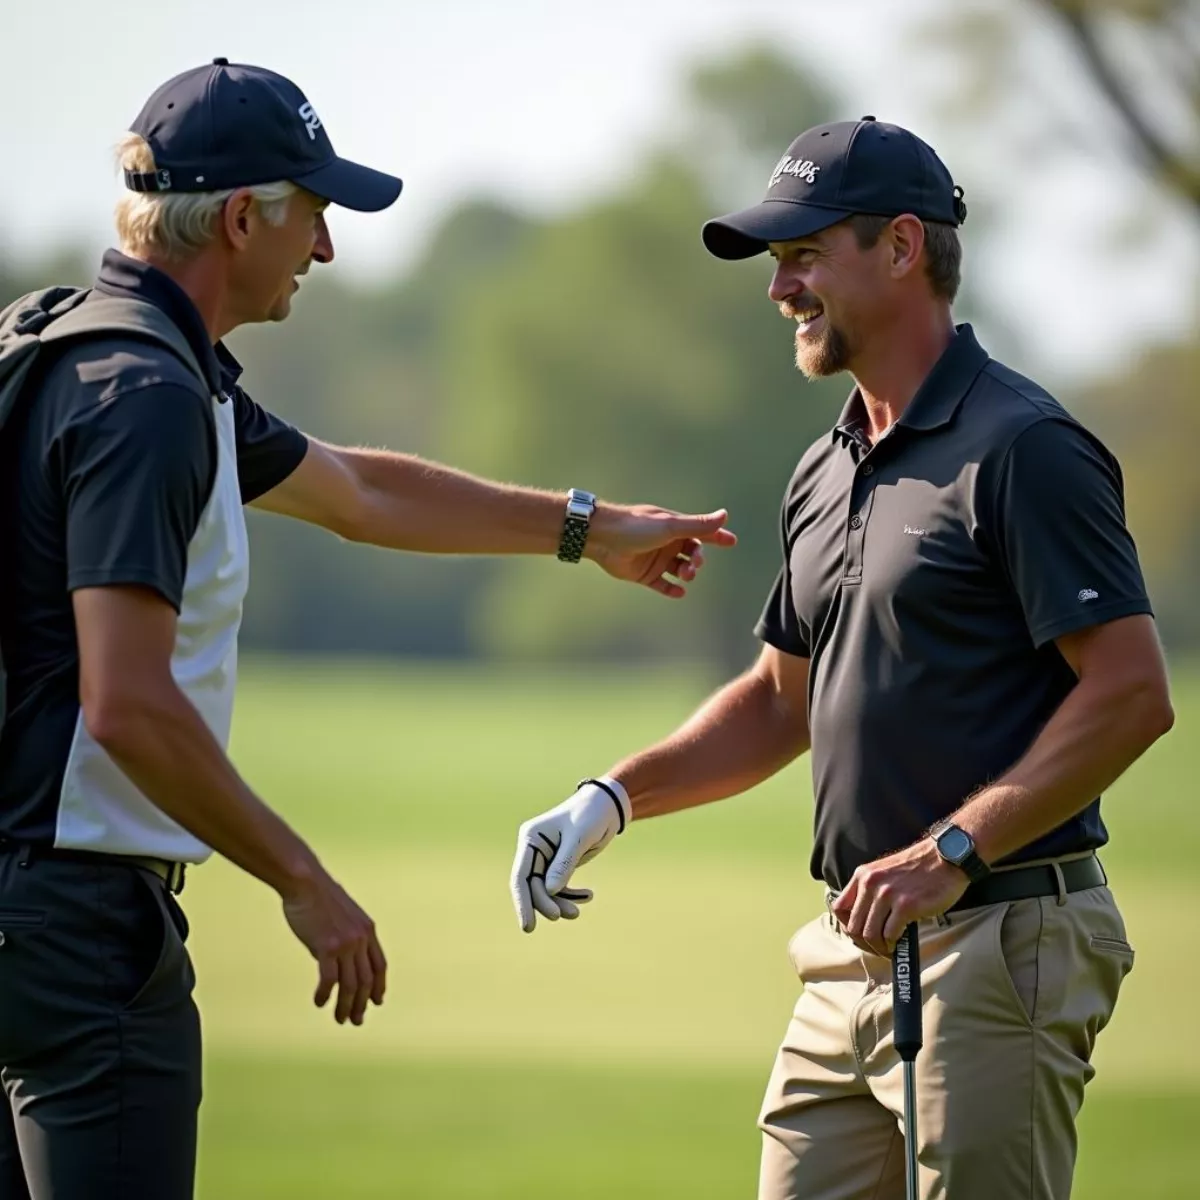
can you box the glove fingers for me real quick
[510,842,537,932]
[529,871,562,922]
[555,887,593,903]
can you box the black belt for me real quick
[947,854,1105,912]
[0,839,187,895]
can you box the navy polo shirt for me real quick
[0,250,308,846]
[756,324,1153,891]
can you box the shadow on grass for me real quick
[197,1055,1195,1199]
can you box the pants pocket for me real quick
[0,910,48,927]
[994,898,1044,1025]
[117,872,177,1013]
[1090,933,1135,958]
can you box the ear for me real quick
[887,214,926,281]
[220,189,259,250]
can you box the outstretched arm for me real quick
[613,641,812,820]
[251,438,736,597]
[510,644,811,931]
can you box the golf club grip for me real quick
[892,922,922,1061]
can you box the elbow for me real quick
[761,683,810,752]
[1125,679,1175,751]
[1147,691,1175,743]
[82,688,163,759]
[331,486,375,544]
[82,697,137,757]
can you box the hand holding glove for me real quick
[510,776,631,933]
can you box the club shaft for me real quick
[903,1060,919,1200]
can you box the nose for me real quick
[312,213,334,265]
[768,260,798,305]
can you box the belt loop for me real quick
[16,843,32,869]
[1052,862,1068,906]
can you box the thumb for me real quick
[669,510,737,546]
[830,877,857,923]
[545,840,582,896]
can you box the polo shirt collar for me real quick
[832,323,991,447]
[94,249,235,400]
[213,341,245,390]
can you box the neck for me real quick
[850,303,956,441]
[136,251,238,342]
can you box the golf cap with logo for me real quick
[124,58,403,212]
[702,116,966,260]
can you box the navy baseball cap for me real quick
[124,58,402,212]
[702,116,965,260]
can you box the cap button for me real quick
[861,114,877,121]
[212,56,229,66]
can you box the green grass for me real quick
[196,1056,1199,1200]
[183,657,1199,1198]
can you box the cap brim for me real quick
[702,200,852,260]
[292,156,403,213]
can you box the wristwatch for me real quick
[557,488,596,563]
[928,819,990,884]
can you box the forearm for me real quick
[89,681,318,894]
[610,668,810,820]
[344,449,570,555]
[954,677,1172,865]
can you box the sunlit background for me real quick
[4,1,1198,1196]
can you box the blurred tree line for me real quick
[2,10,1197,670]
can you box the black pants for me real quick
[0,849,201,1199]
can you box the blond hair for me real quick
[114,133,297,259]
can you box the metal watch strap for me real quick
[557,488,595,563]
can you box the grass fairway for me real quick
[186,658,1197,1198]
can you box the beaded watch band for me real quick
[557,488,596,563]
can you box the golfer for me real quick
[510,116,1174,1199]
[0,59,735,1199]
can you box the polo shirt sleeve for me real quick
[754,484,811,658]
[63,383,215,612]
[992,417,1153,648]
[231,385,309,503]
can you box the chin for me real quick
[795,325,852,379]
[266,296,294,323]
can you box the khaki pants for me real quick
[757,876,1134,1200]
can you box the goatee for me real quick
[795,323,852,379]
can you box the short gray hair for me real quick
[114,133,297,259]
[848,214,963,302]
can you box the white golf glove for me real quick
[510,776,631,933]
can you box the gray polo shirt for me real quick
[756,324,1152,891]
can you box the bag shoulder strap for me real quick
[37,294,211,391]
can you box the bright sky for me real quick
[4,0,1196,387]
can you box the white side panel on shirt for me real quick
[55,394,249,861]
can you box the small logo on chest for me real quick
[1078,588,1099,602]
[903,524,928,537]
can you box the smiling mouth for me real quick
[793,305,824,334]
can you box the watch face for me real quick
[938,827,972,862]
